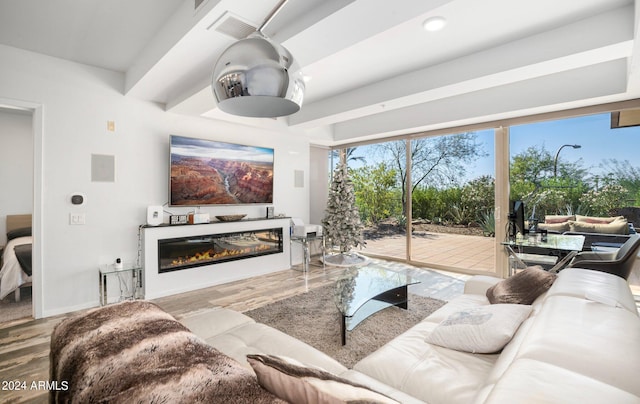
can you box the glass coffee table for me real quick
[334,264,420,345]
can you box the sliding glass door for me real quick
[347,141,406,260]
[408,130,496,273]
[328,106,640,280]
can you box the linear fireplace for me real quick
[158,228,283,273]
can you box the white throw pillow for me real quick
[425,304,532,353]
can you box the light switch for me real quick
[107,121,115,132]
[70,213,85,225]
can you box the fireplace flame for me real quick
[170,244,273,267]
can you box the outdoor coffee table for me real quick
[334,264,420,345]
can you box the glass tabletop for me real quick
[501,233,585,252]
[99,262,140,275]
[290,234,324,242]
[334,264,419,317]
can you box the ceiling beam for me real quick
[164,0,454,119]
[331,59,629,142]
[625,0,640,93]
[288,5,633,129]
[124,0,224,97]
[280,0,454,66]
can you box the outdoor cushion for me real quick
[544,215,574,224]
[538,222,570,233]
[569,219,629,235]
[575,215,625,224]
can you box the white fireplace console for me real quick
[142,217,291,300]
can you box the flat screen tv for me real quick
[169,135,274,206]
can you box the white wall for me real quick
[0,44,312,317]
[0,109,33,245]
[309,145,329,225]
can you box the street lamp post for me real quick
[553,144,581,177]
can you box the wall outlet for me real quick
[70,213,85,225]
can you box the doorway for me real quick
[0,99,42,321]
[0,107,33,323]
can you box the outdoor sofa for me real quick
[539,214,635,250]
[50,267,640,403]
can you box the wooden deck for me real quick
[364,232,497,273]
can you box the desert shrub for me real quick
[396,214,407,229]
[579,184,629,216]
[478,210,495,237]
[351,163,399,224]
[448,204,477,225]
[460,176,495,222]
[412,187,446,220]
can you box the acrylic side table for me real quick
[290,234,325,272]
[98,263,143,306]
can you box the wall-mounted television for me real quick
[169,135,274,206]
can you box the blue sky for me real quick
[346,112,640,183]
[470,113,640,178]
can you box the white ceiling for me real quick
[0,0,638,145]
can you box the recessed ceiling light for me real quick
[423,16,447,32]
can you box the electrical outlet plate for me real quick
[70,213,85,225]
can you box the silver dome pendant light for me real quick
[212,0,305,118]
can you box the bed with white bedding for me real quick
[0,214,32,301]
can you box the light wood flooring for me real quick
[0,261,466,403]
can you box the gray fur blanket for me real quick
[49,300,284,403]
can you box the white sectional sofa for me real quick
[180,267,640,403]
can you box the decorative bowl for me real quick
[215,214,247,222]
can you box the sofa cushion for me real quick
[247,354,399,404]
[424,293,490,324]
[339,370,426,404]
[477,267,640,403]
[498,295,640,399]
[184,310,348,376]
[479,314,537,387]
[486,266,556,305]
[353,320,499,404]
[425,304,532,354]
[480,359,640,404]
[463,275,502,295]
[179,306,255,339]
[546,267,638,314]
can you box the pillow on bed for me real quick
[7,227,31,241]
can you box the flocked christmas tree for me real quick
[322,161,365,260]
